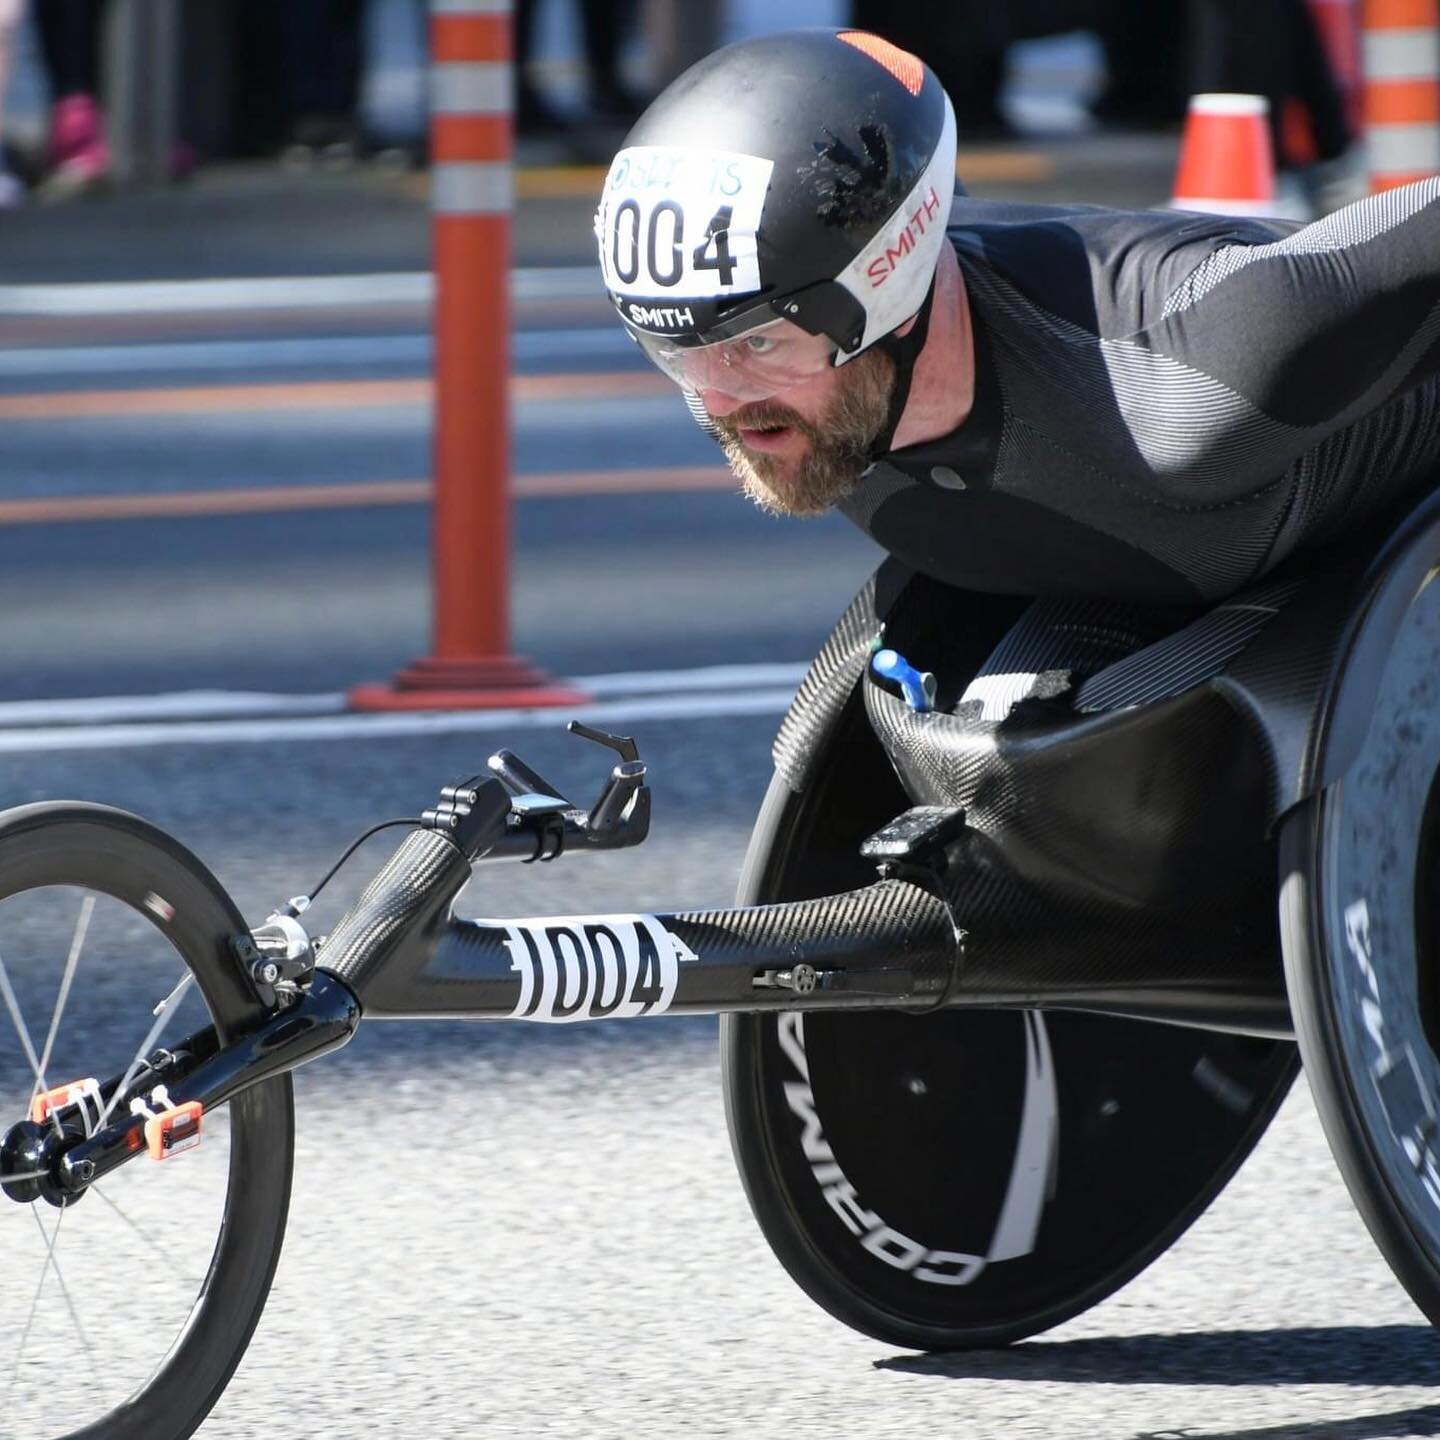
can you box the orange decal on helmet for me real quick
[836,31,924,97]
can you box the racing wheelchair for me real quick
[6,492,1440,1438]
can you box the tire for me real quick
[0,802,294,1440]
[1279,586,1440,1325]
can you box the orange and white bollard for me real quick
[352,0,585,712]
[1361,0,1440,190]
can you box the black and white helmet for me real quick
[595,28,958,397]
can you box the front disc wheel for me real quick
[0,803,294,1440]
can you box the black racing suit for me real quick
[842,179,1440,603]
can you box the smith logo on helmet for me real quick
[866,186,944,288]
[625,303,695,330]
[597,145,773,301]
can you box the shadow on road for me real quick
[877,1325,1440,1389]
[1126,1402,1440,1440]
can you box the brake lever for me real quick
[567,723,649,845]
[472,725,653,861]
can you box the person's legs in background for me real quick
[278,0,365,162]
[1277,0,1351,167]
[1090,0,1186,128]
[579,0,646,124]
[35,0,108,190]
[0,0,24,203]
[1188,0,1349,170]
[515,0,569,134]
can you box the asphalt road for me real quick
[2,719,1440,1440]
[4,137,1439,1439]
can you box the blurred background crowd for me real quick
[0,0,1360,209]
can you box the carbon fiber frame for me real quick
[312,494,1440,1037]
[317,830,961,1021]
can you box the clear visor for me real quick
[633,317,839,404]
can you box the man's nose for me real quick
[695,385,745,418]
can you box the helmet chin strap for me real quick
[866,275,938,462]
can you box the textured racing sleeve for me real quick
[1133,178,1440,491]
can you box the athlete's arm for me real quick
[1148,178,1440,472]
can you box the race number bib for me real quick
[597,146,773,300]
[498,913,699,1023]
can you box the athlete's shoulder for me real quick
[946,196,1297,335]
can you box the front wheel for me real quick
[0,803,294,1440]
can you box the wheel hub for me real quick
[0,1119,89,1208]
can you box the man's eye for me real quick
[744,334,779,356]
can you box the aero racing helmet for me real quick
[594,28,959,406]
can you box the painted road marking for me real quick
[0,688,800,754]
[0,467,733,525]
[0,327,634,378]
[0,267,599,317]
[0,691,350,726]
[0,663,809,729]
[0,372,670,421]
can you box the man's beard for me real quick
[710,348,896,518]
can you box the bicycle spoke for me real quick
[31,896,95,1129]
[96,971,192,1131]
[0,945,47,1097]
[9,1205,65,1392]
[29,887,95,1134]
[152,970,192,1020]
[91,1183,205,1288]
[31,1204,99,1377]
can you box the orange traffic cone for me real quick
[1172,93,1278,215]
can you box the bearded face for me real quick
[707,347,897,518]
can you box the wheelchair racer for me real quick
[595,28,1440,604]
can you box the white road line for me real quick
[0,688,798,754]
[0,663,809,728]
[0,267,600,317]
[0,328,632,380]
[570,661,806,696]
[0,690,349,726]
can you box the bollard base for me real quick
[349,655,590,712]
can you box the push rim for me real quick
[1278,560,1440,1325]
